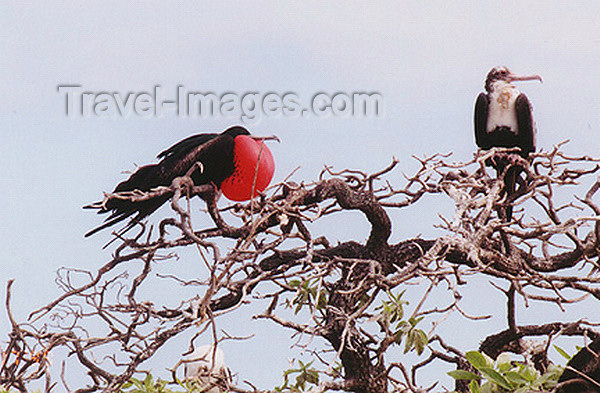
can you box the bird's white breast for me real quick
[184,344,230,392]
[486,83,520,133]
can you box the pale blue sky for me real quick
[1,1,600,390]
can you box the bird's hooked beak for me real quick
[252,135,281,143]
[507,72,543,84]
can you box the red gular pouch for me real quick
[220,135,275,201]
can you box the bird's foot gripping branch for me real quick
[2,143,600,393]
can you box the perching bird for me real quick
[184,344,231,393]
[84,126,277,238]
[474,66,542,220]
[555,336,600,393]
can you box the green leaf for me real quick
[522,365,538,382]
[479,367,513,390]
[305,370,319,384]
[131,378,144,390]
[396,320,410,332]
[480,381,498,393]
[414,329,428,355]
[468,380,481,393]
[447,370,482,381]
[504,371,529,385]
[482,352,495,366]
[553,344,571,360]
[496,361,512,373]
[393,330,403,344]
[404,331,414,353]
[465,351,489,371]
[316,290,328,309]
[495,352,512,367]
[534,365,562,389]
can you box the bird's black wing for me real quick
[85,133,230,239]
[474,93,491,149]
[515,94,535,155]
[157,133,219,160]
[84,164,171,238]
[557,336,600,392]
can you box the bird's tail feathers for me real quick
[82,200,111,214]
[85,195,169,251]
[101,218,142,249]
[504,167,518,221]
[84,211,134,238]
[84,163,166,238]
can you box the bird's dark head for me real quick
[223,126,251,138]
[484,66,543,92]
[222,126,280,142]
[222,126,280,143]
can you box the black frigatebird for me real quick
[85,126,278,238]
[474,66,542,220]
[555,336,600,393]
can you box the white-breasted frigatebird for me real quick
[84,126,278,238]
[474,66,542,220]
[184,344,231,392]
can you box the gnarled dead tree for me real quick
[1,144,600,393]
